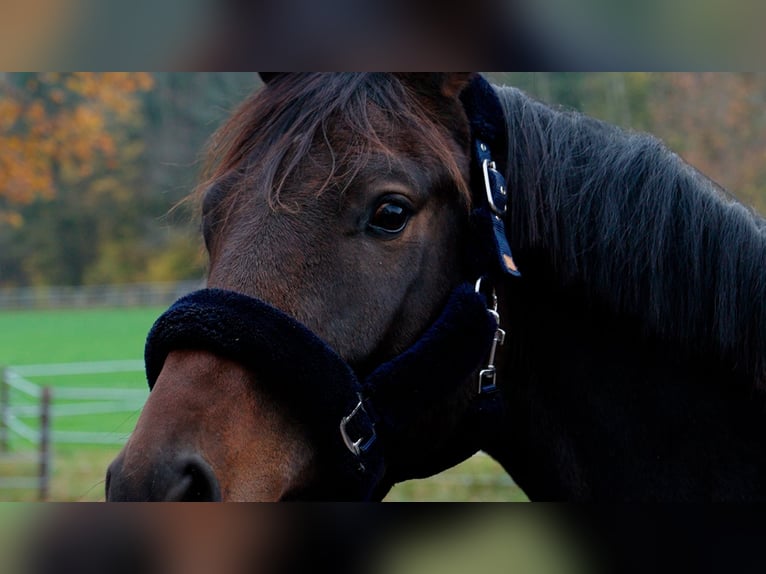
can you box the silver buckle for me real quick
[482,158,507,217]
[339,397,377,456]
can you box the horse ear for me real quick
[440,73,476,99]
[397,73,476,100]
[259,73,286,85]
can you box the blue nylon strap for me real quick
[474,138,521,277]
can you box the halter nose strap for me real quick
[143,283,497,499]
[145,287,383,499]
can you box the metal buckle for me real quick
[482,158,507,217]
[339,396,377,457]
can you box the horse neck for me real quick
[483,87,766,500]
[498,85,766,386]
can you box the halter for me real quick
[143,74,520,499]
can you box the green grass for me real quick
[384,455,527,502]
[0,307,163,365]
[0,307,526,501]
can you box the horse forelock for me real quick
[496,85,766,386]
[195,73,473,247]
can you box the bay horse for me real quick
[107,73,766,501]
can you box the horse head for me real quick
[107,73,507,500]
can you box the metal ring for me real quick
[475,278,498,313]
[339,397,377,457]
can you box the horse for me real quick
[106,73,766,501]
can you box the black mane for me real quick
[495,86,766,386]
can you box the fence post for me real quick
[0,367,9,452]
[39,386,52,501]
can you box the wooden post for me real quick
[0,367,9,452]
[39,386,52,501]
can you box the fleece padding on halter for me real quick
[144,283,496,500]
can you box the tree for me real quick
[0,73,258,287]
[0,72,153,227]
[0,73,154,286]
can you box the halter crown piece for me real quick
[143,74,519,500]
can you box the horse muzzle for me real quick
[106,348,324,502]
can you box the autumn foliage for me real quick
[0,72,153,226]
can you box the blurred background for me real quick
[6,504,762,574]
[1,72,765,502]
[2,0,764,69]
[4,505,608,574]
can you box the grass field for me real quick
[0,307,526,501]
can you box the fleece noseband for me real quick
[143,74,518,499]
[145,284,496,499]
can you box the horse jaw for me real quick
[106,350,315,501]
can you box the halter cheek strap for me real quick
[144,283,496,500]
[462,74,522,280]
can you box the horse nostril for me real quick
[106,452,221,502]
[165,455,222,502]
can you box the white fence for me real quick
[0,280,202,310]
[0,361,148,500]
[0,376,51,500]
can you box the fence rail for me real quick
[0,371,51,500]
[0,361,147,500]
[0,280,202,310]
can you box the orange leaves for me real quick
[0,98,21,130]
[63,72,154,120]
[53,104,111,179]
[0,141,56,202]
[25,100,46,123]
[0,72,154,218]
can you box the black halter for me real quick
[143,74,518,500]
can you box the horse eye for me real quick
[368,201,411,235]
